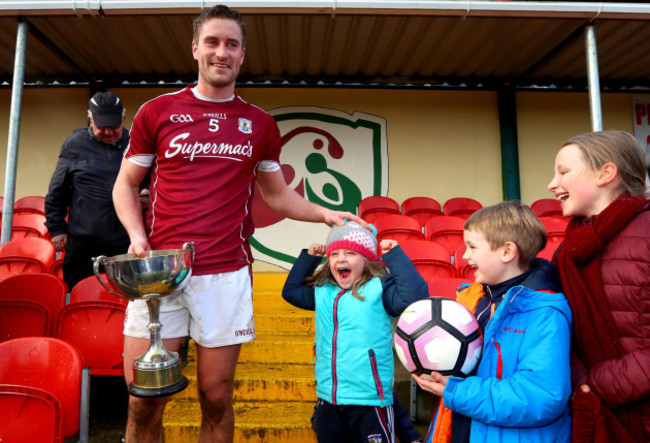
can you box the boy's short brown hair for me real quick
[464,201,547,270]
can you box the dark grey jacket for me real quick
[45,127,130,243]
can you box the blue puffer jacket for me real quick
[443,261,573,442]
[282,246,428,407]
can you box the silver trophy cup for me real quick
[93,242,195,398]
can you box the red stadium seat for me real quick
[0,237,56,271]
[48,258,65,283]
[443,197,482,220]
[0,300,50,343]
[531,198,564,219]
[401,197,443,228]
[358,196,400,224]
[537,245,557,262]
[0,337,82,439]
[539,216,569,235]
[427,277,473,300]
[399,240,456,282]
[70,274,129,306]
[0,256,45,282]
[11,226,43,239]
[13,195,46,215]
[12,213,49,238]
[374,214,424,245]
[424,216,466,257]
[0,384,64,443]
[55,300,127,442]
[453,244,476,280]
[55,301,126,373]
[0,273,67,336]
[535,216,568,262]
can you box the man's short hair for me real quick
[193,4,246,47]
[464,201,547,270]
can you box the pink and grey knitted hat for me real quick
[326,221,378,261]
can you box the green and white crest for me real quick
[250,106,388,269]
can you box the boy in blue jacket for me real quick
[414,201,572,442]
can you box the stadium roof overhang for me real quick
[1,1,650,90]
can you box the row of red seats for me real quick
[0,199,121,440]
[0,337,81,442]
[374,214,466,253]
[0,273,127,339]
[0,195,49,238]
[390,240,475,283]
[0,195,63,283]
[359,195,566,227]
[0,273,127,442]
[359,196,483,226]
[373,213,567,255]
[368,210,568,287]
[0,196,50,239]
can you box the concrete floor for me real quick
[64,375,128,443]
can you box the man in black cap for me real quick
[45,91,134,290]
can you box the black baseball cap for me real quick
[89,92,123,127]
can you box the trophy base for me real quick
[128,376,189,398]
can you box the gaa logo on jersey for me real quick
[238,118,252,134]
[250,106,388,269]
[170,114,194,123]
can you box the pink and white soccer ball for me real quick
[394,297,483,377]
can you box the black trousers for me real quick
[311,399,394,443]
[62,235,129,291]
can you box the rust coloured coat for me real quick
[572,207,650,441]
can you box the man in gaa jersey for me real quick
[112,5,367,442]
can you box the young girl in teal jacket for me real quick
[282,221,428,443]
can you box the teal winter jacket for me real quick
[282,246,428,407]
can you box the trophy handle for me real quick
[182,241,196,262]
[92,255,133,302]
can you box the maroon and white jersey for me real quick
[125,87,282,275]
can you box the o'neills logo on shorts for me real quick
[235,327,255,337]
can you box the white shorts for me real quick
[123,266,255,348]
